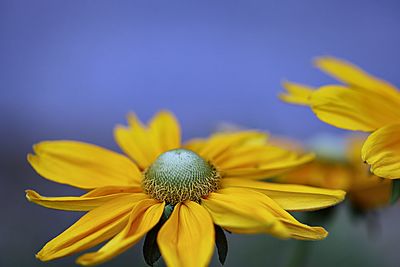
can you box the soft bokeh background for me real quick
[1,0,400,266]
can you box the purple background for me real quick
[1,0,400,266]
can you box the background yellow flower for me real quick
[275,135,391,211]
[281,57,400,181]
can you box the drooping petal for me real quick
[114,111,181,170]
[149,110,181,152]
[202,188,289,238]
[36,194,149,261]
[221,178,345,211]
[203,188,327,240]
[252,191,328,240]
[27,141,142,189]
[76,199,164,266]
[222,152,314,179]
[362,123,400,179]
[158,201,215,267]
[184,131,268,161]
[314,57,400,98]
[278,218,327,240]
[26,186,142,211]
[310,85,400,132]
[280,82,314,105]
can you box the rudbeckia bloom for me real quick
[276,135,391,211]
[280,57,400,180]
[27,111,345,266]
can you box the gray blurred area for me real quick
[1,0,400,266]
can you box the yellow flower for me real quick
[27,111,345,267]
[276,135,391,211]
[280,57,400,179]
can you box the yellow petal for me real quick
[158,201,214,267]
[26,186,142,211]
[114,125,151,169]
[83,186,143,197]
[214,145,289,169]
[28,141,141,189]
[114,111,180,170]
[203,188,327,240]
[280,82,314,105]
[36,194,149,261]
[202,188,289,238]
[76,199,164,266]
[278,218,327,240]
[217,143,306,168]
[149,110,181,152]
[222,152,314,179]
[184,131,268,161]
[261,195,328,240]
[315,57,400,98]
[114,114,159,169]
[310,85,400,131]
[221,178,345,211]
[362,123,400,179]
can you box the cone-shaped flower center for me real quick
[142,149,220,204]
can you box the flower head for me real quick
[142,148,220,204]
[280,57,400,180]
[27,111,345,266]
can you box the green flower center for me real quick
[142,149,220,204]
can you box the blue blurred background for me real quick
[1,0,400,266]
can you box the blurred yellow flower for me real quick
[280,57,400,180]
[276,135,391,211]
[26,111,345,267]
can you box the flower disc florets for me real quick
[142,149,220,204]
